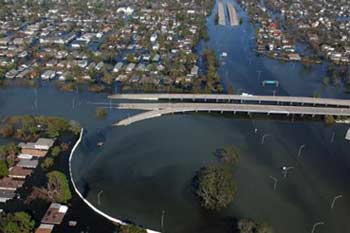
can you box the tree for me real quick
[51,146,61,157]
[324,115,335,125]
[194,165,235,210]
[215,145,239,165]
[0,212,35,233]
[118,224,147,233]
[237,219,273,233]
[46,171,72,203]
[96,107,108,119]
[27,171,72,203]
[0,160,9,178]
[41,157,54,170]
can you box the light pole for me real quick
[297,144,306,158]
[160,210,165,232]
[97,190,103,205]
[282,166,294,178]
[311,222,324,233]
[330,131,335,143]
[261,134,271,144]
[269,176,278,191]
[331,195,343,209]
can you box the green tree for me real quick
[237,219,273,233]
[0,160,9,178]
[96,107,108,119]
[51,146,61,157]
[118,224,147,233]
[46,171,72,203]
[215,145,239,165]
[41,157,54,170]
[324,115,335,125]
[194,165,235,210]
[0,212,35,233]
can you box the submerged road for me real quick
[114,103,350,126]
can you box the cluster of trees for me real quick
[203,48,223,92]
[237,219,273,233]
[0,212,35,233]
[28,171,72,204]
[193,145,239,211]
[118,224,147,233]
[0,143,19,167]
[0,115,81,140]
[96,107,108,119]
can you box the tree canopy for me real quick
[118,224,147,233]
[46,171,72,203]
[214,145,239,165]
[0,160,9,178]
[0,212,35,233]
[237,219,273,233]
[194,165,235,210]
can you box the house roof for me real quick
[0,177,24,190]
[9,166,33,178]
[0,189,16,202]
[41,203,68,225]
[35,224,54,233]
[17,159,39,168]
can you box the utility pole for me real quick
[330,131,335,143]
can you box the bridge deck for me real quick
[114,103,350,126]
[108,94,350,107]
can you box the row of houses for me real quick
[0,138,55,203]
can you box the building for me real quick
[0,190,16,203]
[19,138,55,157]
[41,70,56,80]
[17,159,39,169]
[41,203,68,225]
[35,224,54,233]
[0,177,24,191]
[9,166,33,179]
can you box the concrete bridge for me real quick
[108,93,350,108]
[114,102,350,126]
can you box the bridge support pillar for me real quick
[233,111,236,115]
[312,114,315,118]
[221,110,224,114]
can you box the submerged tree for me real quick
[194,165,235,210]
[237,219,273,233]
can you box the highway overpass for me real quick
[108,93,350,108]
[114,103,350,126]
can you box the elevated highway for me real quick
[108,93,350,108]
[114,103,350,126]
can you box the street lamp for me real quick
[282,166,294,178]
[311,222,324,233]
[269,176,278,191]
[261,134,271,144]
[331,195,343,209]
[97,190,103,205]
[297,144,306,158]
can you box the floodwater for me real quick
[0,0,349,233]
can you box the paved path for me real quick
[114,103,350,126]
